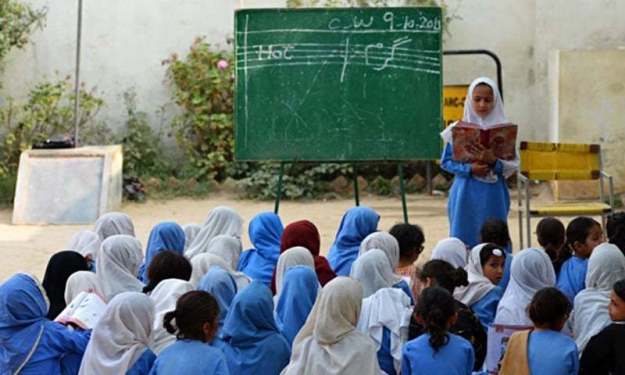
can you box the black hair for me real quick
[565,217,601,254]
[614,279,625,301]
[528,287,571,330]
[163,290,219,341]
[536,217,565,248]
[143,250,192,293]
[389,223,425,260]
[479,219,511,248]
[419,260,468,294]
[607,212,625,256]
[479,243,506,268]
[416,287,456,352]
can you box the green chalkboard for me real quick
[234,7,442,161]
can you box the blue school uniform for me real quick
[198,267,237,339]
[393,279,415,305]
[127,349,156,375]
[238,213,284,286]
[556,256,587,303]
[327,206,380,276]
[138,222,186,283]
[378,329,396,375]
[528,330,579,375]
[214,281,290,375]
[149,340,230,375]
[275,266,319,346]
[498,254,512,289]
[470,286,504,329]
[441,144,510,248]
[401,333,474,375]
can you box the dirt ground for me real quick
[0,191,533,282]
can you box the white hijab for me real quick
[572,243,625,352]
[182,224,202,251]
[359,231,403,284]
[97,235,144,302]
[94,212,135,240]
[274,247,316,300]
[281,277,381,375]
[494,248,555,326]
[206,235,243,271]
[357,287,412,374]
[185,206,244,259]
[454,243,498,306]
[148,279,194,355]
[190,253,231,286]
[350,249,396,298]
[67,230,101,260]
[431,237,468,269]
[78,292,154,375]
[64,271,103,304]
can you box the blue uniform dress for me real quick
[327,206,380,276]
[198,267,238,339]
[528,330,579,375]
[0,274,91,375]
[441,144,510,248]
[149,340,230,375]
[393,280,415,305]
[556,256,588,303]
[401,333,474,375]
[139,222,186,283]
[127,349,156,375]
[470,286,504,329]
[214,281,290,375]
[275,266,319,346]
[237,213,284,286]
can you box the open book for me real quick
[451,121,518,162]
[55,291,106,330]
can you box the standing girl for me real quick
[440,77,517,248]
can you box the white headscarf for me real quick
[350,249,397,298]
[97,235,144,301]
[431,237,468,269]
[64,271,103,304]
[185,206,244,259]
[148,279,194,355]
[281,277,381,375]
[206,235,243,271]
[454,243,497,306]
[357,287,412,374]
[182,224,202,251]
[494,248,555,326]
[67,230,101,260]
[78,292,154,375]
[190,253,231,286]
[572,243,625,352]
[94,212,135,240]
[274,247,316,300]
[359,231,403,284]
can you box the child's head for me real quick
[419,260,468,294]
[480,243,506,284]
[609,279,625,322]
[471,82,495,118]
[416,287,457,352]
[536,217,565,260]
[565,217,603,258]
[389,223,425,266]
[607,212,625,255]
[480,219,511,250]
[144,250,192,293]
[163,290,220,342]
[528,287,572,331]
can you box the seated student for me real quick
[580,279,625,375]
[275,266,319,346]
[359,231,414,303]
[142,250,192,293]
[237,212,284,286]
[190,253,232,286]
[454,243,506,328]
[389,222,426,279]
[409,260,486,371]
[197,267,238,339]
[480,219,513,288]
[78,292,156,375]
[185,206,244,259]
[607,212,625,255]
[64,271,102,304]
[273,247,316,302]
[148,291,230,375]
[327,206,380,276]
[213,281,290,375]
[94,211,136,240]
[402,287,474,375]
[557,217,603,303]
[0,273,90,375]
[535,217,566,274]
[97,235,144,301]
[149,279,194,355]
[350,249,397,298]
[182,223,202,251]
[281,277,382,375]
[500,287,578,375]
[67,230,101,270]
[42,250,90,319]
[203,237,251,291]
[571,243,625,352]
[139,222,186,283]
[430,237,468,269]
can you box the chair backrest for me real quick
[520,141,601,180]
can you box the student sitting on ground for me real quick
[535,217,566,274]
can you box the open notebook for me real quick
[55,291,106,330]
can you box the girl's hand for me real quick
[472,143,497,165]
[471,162,490,177]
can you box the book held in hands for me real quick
[55,291,106,330]
[451,121,518,162]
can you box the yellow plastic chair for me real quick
[517,141,614,247]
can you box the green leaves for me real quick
[0,0,45,70]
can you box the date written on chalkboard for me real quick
[328,11,441,32]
